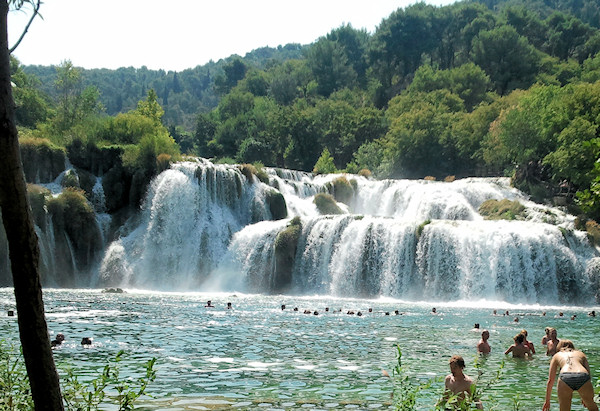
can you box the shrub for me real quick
[61,169,80,189]
[253,162,270,184]
[314,193,344,215]
[444,175,456,182]
[479,199,525,220]
[156,153,172,173]
[358,169,372,178]
[239,163,258,183]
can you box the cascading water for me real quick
[99,159,276,289]
[95,158,600,304]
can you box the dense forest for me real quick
[12,0,600,223]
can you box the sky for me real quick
[8,0,457,72]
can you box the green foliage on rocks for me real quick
[314,193,344,215]
[46,188,102,272]
[416,219,431,238]
[19,136,65,182]
[331,176,355,205]
[26,184,50,227]
[479,199,525,220]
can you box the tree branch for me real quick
[9,0,41,54]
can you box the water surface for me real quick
[1,289,598,410]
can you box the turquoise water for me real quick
[1,288,599,410]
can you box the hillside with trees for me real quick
[13,0,600,224]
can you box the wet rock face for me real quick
[273,218,302,293]
[20,139,66,183]
[266,189,287,220]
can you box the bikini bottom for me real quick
[559,372,590,390]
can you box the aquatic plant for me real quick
[0,341,33,410]
[62,350,157,411]
[0,342,157,410]
[390,345,438,410]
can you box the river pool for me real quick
[1,289,599,410]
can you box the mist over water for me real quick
[93,159,599,305]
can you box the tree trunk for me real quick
[0,2,64,409]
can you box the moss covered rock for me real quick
[586,220,600,247]
[416,219,431,238]
[479,199,525,220]
[314,193,344,215]
[239,163,270,185]
[331,176,355,206]
[266,189,287,220]
[102,165,128,212]
[273,217,302,293]
[46,188,103,285]
[67,139,124,175]
[20,137,66,183]
[27,184,50,228]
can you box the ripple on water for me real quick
[3,289,598,410]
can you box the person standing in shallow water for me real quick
[520,329,535,354]
[440,355,483,409]
[477,330,491,354]
[543,340,598,411]
[504,333,531,358]
[546,328,560,356]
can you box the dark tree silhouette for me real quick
[0,1,64,409]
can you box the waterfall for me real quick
[88,159,599,303]
[99,160,273,290]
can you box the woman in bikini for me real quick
[543,340,598,411]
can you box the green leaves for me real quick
[61,350,157,411]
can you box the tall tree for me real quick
[0,0,64,409]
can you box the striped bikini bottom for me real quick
[559,372,590,390]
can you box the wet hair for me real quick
[545,327,550,334]
[520,329,528,337]
[514,333,525,343]
[482,329,489,337]
[449,355,465,369]
[557,339,575,351]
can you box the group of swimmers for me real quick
[467,325,598,410]
[50,333,92,347]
